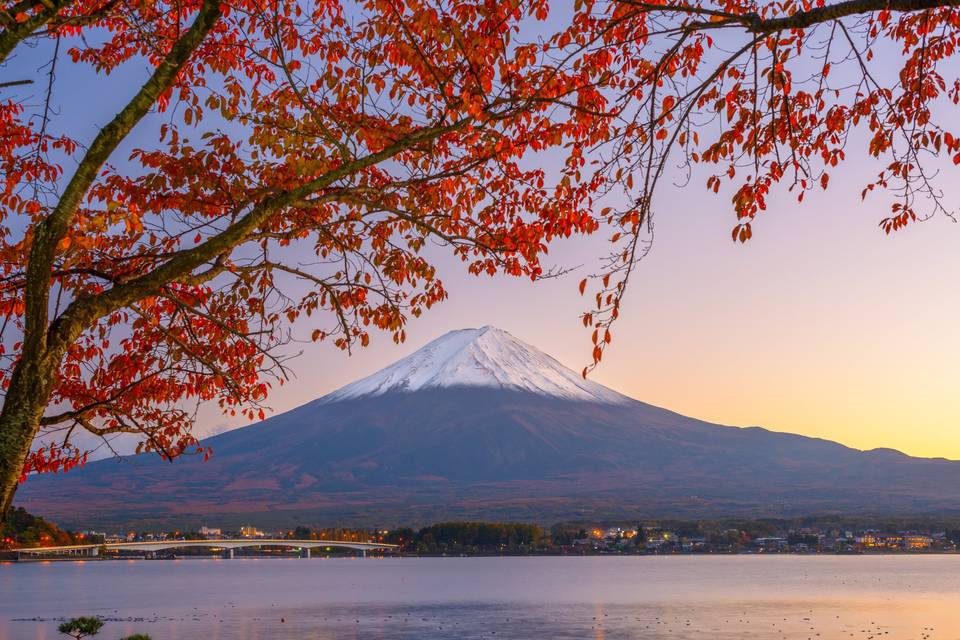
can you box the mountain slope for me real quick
[16,327,960,529]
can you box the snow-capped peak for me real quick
[322,326,629,404]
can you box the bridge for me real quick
[12,539,397,560]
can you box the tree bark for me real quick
[0,351,60,517]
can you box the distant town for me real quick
[5,508,960,559]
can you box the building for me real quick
[754,537,789,552]
[604,527,637,540]
[903,534,933,550]
[857,532,905,550]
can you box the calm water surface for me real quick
[1,555,958,639]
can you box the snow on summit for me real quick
[323,326,629,404]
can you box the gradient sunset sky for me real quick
[11,24,960,462]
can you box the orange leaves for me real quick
[731,222,752,243]
[880,203,918,234]
[660,94,676,117]
[20,445,88,483]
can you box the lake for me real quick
[1,555,957,639]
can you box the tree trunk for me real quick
[0,352,59,519]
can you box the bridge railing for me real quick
[11,539,398,560]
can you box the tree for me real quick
[1,505,75,548]
[0,0,610,519]
[3,0,958,523]
[292,525,314,540]
[57,617,104,640]
[384,526,415,548]
[634,524,648,545]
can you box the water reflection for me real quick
[1,556,958,639]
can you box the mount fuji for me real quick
[17,326,960,529]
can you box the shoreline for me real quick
[5,549,960,563]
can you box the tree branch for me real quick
[617,0,960,33]
[23,0,222,358]
[0,0,72,63]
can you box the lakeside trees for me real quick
[1,505,76,548]
[3,0,960,523]
[412,522,547,552]
[283,522,549,553]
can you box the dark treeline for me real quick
[284,521,547,554]
[382,522,548,554]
